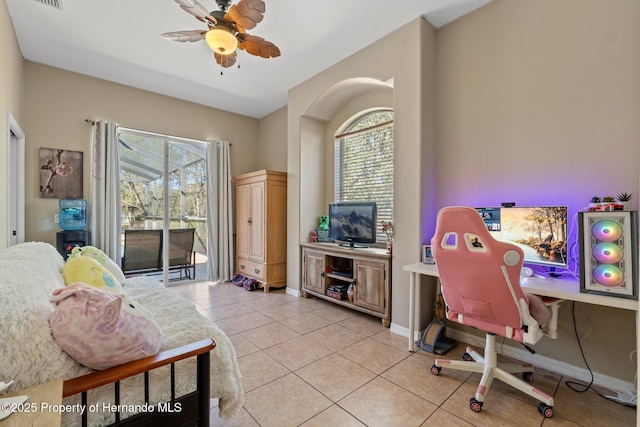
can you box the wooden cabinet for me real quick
[301,243,391,327]
[353,259,387,313]
[235,170,287,292]
[302,250,326,294]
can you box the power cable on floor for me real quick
[564,301,636,408]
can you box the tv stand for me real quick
[300,242,391,327]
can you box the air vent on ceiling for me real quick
[33,0,63,10]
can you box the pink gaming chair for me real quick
[430,206,559,418]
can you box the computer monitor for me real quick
[476,206,568,268]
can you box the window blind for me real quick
[335,112,394,241]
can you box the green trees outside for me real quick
[118,131,207,230]
[335,110,394,241]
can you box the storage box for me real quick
[327,283,349,300]
[327,290,347,300]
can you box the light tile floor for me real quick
[170,281,636,427]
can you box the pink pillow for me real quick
[49,283,164,370]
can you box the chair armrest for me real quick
[63,338,216,398]
[520,297,563,344]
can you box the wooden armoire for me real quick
[234,170,287,292]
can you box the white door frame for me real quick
[7,112,25,246]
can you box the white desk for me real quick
[403,262,638,353]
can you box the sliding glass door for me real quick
[118,128,208,283]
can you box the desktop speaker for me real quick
[579,211,638,300]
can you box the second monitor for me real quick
[476,206,568,268]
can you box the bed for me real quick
[0,242,243,426]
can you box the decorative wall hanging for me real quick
[39,148,83,198]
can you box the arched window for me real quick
[335,110,393,241]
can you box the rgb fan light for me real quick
[592,264,625,287]
[591,242,624,264]
[591,219,623,242]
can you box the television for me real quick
[476,206,568,268]
[329,201,377,247]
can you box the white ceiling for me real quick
[5,0,492,118]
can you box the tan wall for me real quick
[287,19,437,332]
[0,0,24,249]
[436,0,640,383]
[258,106,287,172]
[22,62,260,245]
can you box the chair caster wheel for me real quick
[469,398,483,413]
[462,352,473,361]
[522,372,534,383]
[538,403,553,418]
[430,365,441,376]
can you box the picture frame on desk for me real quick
[422,245,435,264]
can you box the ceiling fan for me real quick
[161,0,281,68]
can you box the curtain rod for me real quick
[88,121,232,146]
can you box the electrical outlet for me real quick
[54,213,59,223]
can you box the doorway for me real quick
[7,113,25,247]
[118,128,208,283]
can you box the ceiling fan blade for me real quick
[161,30,206,43]
[238,34,281,58]
[214,51,237,68]
[225,0,264,33]
[174,0,217,24]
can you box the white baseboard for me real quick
[445,328,636,395]
[286,287,301,297]
[388,323,634,394]
[390,322,421,342]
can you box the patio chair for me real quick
[121,229,162,275]
[167,228,196,280]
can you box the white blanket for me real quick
[0,242,243,426]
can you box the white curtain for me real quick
[90,121,121,262]
[206,140,234,282]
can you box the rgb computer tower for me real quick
[579,211,638,300]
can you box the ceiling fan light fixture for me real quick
[205,27,238,55]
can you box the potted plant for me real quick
[601,196,616,211]
[589,196,601,208]
[617,192,632,210]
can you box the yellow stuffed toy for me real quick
[62,256,122,293]
[68,246,126,285]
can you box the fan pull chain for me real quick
[219,63,240,76]
[220,65,240,75]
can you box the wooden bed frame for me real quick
[63,338,216,427]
